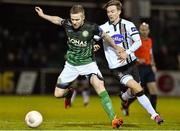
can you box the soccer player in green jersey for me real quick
[35,5,123,128]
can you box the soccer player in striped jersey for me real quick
[120,22,159,117]
[96,0,163,124]
[35,5,123,128]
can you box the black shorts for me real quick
[111,61,140,92]
[77,75,86,81]
[138,64,155,87]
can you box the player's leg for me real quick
[124,79,163,124]
[146,67,158,110]
[90,74,114,120]
[71,89,77,105]
[89,74,123,128]
[119,88,136,116]
[54,86,74,108]
[82,88,90,106]
[54,62,78,108]
[80,62,123,128]
[147,82,158,110]
[70,80,78,106]
[116,65,138,116]
[54,87,69,98]
[119,64,163,124]
[118,85,131,116]
[79,76,90,106]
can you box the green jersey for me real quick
[61,19,103,66]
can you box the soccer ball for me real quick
[25,111,43,128]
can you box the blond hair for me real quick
[70,4,85,16]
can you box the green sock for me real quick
[63,89,72,98]
[99,91,115,121]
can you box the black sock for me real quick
[127,97,136,107]
[150,95,157,110]
[64,89,73,98]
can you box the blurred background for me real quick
[0,0,180,96]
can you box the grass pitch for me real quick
[0,95,180,130]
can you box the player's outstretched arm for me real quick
[102,32,124,52]
[35,6,63,25]
[102,32,126,62]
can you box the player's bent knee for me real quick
[54,87,64,98]
[54,82,71,97]
[126,78,143,93]
[90,75,104,87]
[89,73,103,82]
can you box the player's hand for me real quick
[93,44,100,52]
[35,7,44,16]
[138,58,145,64]
[115,46,125,53]
[151,65,157,73]
[118,51,128,63]
[115,46,126,63]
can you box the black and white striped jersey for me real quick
[100,19,142,69]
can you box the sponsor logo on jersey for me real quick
[68,37,87,47]
[111,34,124,44]
[82,30,89,37]
[131,27,137,32]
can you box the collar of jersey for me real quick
[108,18,122,26]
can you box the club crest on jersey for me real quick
[82,30,89,37]
[112,34,124,44]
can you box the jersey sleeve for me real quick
[93,24,103,38]
[126,22,142,55]
[60,19,71,27]
[60,19,65,25]
[128,22,139,36]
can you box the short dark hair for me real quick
[70,5,85,16]
[103,0,122,10]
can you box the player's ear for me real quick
[82,14,85,20]
[118,10,121,15]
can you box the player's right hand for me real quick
[35,7,44,16]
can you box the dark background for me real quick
[0,0,180,70]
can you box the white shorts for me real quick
[57,61,102,85]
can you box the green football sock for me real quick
[63,89,73,98]
[99,91,115,121]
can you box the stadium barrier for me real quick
[0,69,180,96]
